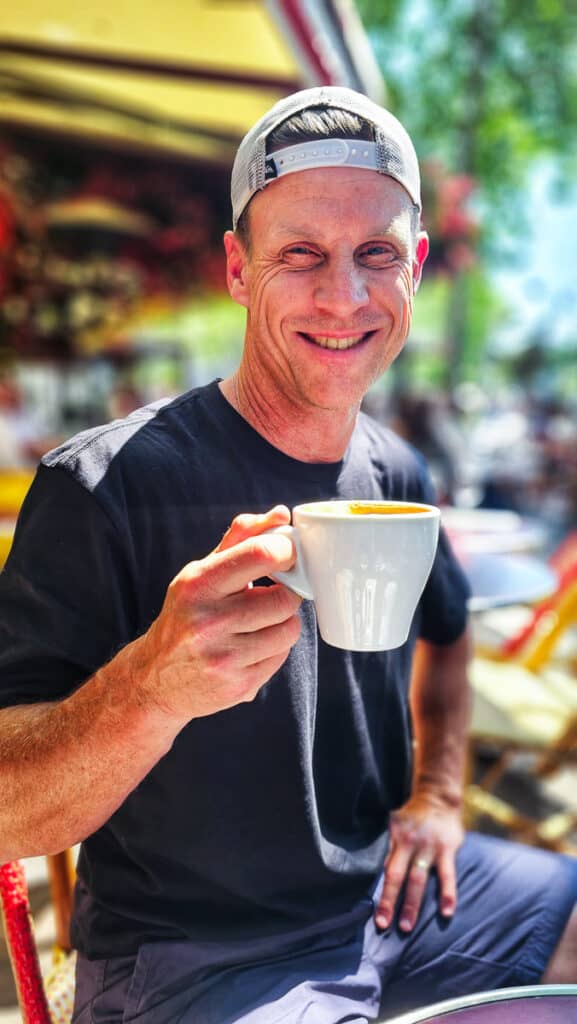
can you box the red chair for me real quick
[0,854,76,1023]
[0,860,52,1023]
[474,531,577,670]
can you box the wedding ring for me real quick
[413,857,430,872]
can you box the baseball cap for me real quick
[231,86,421,228]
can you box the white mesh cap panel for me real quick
[230,86,421,228]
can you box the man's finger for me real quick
[437,848,457,918]
[223,583,302,634]
[181,532,297,599]
[397,852,433,933]
[216,506,290,553]
[375,845,411,930]
[244,649,299,693]
[230,614,302,669]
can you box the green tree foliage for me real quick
[358,0,577,386]
[359,0,577,210]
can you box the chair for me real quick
[472,531,577,671]
[463,530,577,849]
[0,469,35,517]
[0,852,76,1023]
[465,655,577,850]
[466,597,577,849]
[0,468,35,570]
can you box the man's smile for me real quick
[297,330,377,350]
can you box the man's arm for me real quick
[375,626,473,931]
[0,507,301,863]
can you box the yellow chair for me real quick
[466,648,577,850]
[0,468,35,569]
[0,468,35,515]
[0,521,13,569]
[464,543,577,850]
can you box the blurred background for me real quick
[1,1,576,542]
[2,3,577,1019]
[0,0,576,540]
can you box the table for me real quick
[441,507,548,556]
[462,551,558,613]
[387,984,577,1023]
[439,507,556,612]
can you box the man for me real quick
[1,87,576,1023]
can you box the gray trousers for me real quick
[72,834,577,1023]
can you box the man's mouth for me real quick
[298,330,376,350]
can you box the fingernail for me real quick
[399,916,413,932]
[375,913,389,930]
[442,902,455,917]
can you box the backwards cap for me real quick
[231,85,421,228]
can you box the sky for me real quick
[492,161,577,356]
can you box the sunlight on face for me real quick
[226,167,428,418]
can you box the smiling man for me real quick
[223,168,425,455]
[1,87,577,1024]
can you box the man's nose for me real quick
[313,258,369,317]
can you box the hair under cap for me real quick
[231,86,421,228]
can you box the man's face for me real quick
[224,166,428,415]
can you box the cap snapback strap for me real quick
[265,139,380,181]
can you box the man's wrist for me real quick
[412,776,464,811]
[96,635,182,745]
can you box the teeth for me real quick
[307,334,365,350]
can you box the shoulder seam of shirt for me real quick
[45,390,198,470]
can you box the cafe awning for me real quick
[0,1,384,166]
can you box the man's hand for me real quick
[131,505,302,725]
[374,791,464,933]
[375,631,472,934]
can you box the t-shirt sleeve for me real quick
[0,463,138,708]
[412,454,471,645]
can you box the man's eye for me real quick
[358,245,397,266]
[283,246,323,264]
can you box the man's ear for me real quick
[413,232,429,293]
[224,230,250,308]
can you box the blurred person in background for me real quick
[389,390,469,505]
[0,370,56,468]
[1,88,577,1023]
[106,381,145,421]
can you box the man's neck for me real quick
[219,374,359,464]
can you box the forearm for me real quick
[0,635,177,862]
[409,627,473,808]
[0,508,301,862]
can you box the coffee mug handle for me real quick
[261,525,314,599]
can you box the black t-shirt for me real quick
[0,380,469,957]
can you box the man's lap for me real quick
[374,832,577,1016]
[72,833,577,1024]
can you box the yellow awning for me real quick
[0,1,384,165]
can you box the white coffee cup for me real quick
[267,499,440,651]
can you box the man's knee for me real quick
[542,902,577,984]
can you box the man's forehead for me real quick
[250,167,415,235]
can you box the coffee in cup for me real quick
[266,499,440,651]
